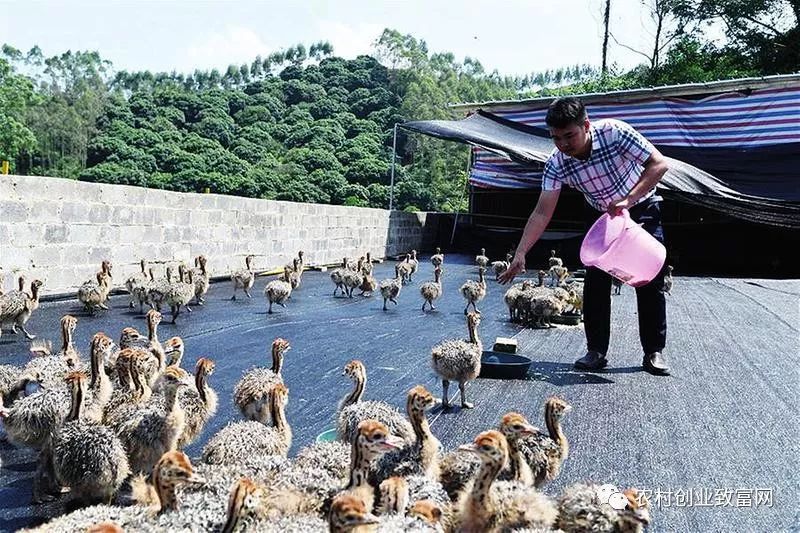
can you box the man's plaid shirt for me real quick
[541,118,659,211]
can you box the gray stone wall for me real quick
[0,175,428,296]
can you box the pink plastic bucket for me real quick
[580,209,666,287]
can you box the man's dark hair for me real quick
[545,97,587,128]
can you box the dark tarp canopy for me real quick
[402,110,800,229]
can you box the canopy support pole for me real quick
[450,147,473,245]
[389,123,398,211]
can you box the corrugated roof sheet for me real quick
[450,73,800,112]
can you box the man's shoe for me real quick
[574,351,608,371]
[643,352,670,375]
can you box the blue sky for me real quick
[3,0,698,77]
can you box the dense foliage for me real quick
[2,2,798,211]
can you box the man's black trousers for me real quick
[582,198,668,356]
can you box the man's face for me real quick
[549,119,590,158]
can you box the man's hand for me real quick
[499,255,526,285]
[606,196,634,217]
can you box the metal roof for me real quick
[449,73,800,112]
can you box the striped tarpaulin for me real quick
[470,149,543,189]
[469,86,800,189]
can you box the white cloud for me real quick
[184,26,274,70]
[315,20,384,59]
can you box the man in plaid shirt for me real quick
[500,97,671,375]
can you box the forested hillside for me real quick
[2,1,798,211]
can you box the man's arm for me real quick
[608,121,669,216]
[499,189,561,284]
[607,149,669,216]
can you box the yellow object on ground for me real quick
[257,266,311,277]
[258,268,289,277]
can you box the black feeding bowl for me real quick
[550,314,582,326]
[480,350,532,379]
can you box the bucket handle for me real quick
[619,208,646,229]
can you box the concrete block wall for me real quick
[0,175,429,296]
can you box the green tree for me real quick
[283,79,326,105]
[148,142,204,174]
[202,148,249,177]
[306,119,347,150]
[308,97,347,119]
[345,157,390,186]
[366,183,389,208]
[234,105,276,127]
[155,105,186,127]
[2,46,111,176]
[337,132,384,166]
[129,92,157,122]
[0,113,37,169]
[230,137,271,164]
[79,161,147,186]
[238,124,282,152]
[651,36,758,84]
[284,146,344,173]
[671,0,799,73]
[247,91,286,114]
[309,169,350,204]
[395,177,436,211]
[193,112,236,147]
[0,58,39,168]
